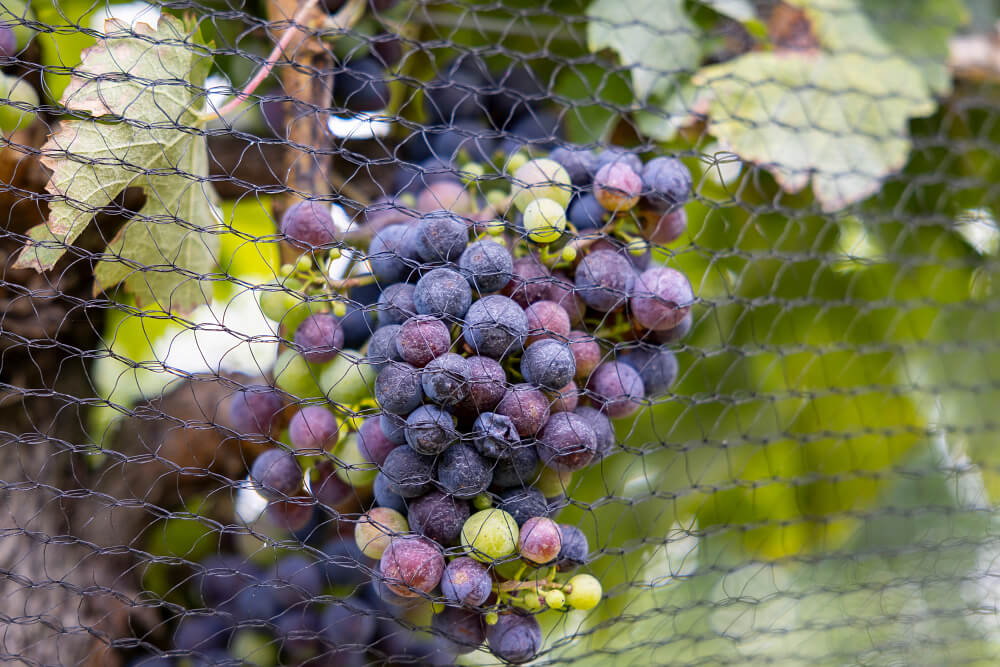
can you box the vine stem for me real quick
[498,578,554,593]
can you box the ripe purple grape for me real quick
[631,267,694,331]
[459,239,514,294]
[310,459,353,507]
[281,200,339,249]
[574,406,616,460]
[373,471,408,513]
[536,412,597,472]
[374,362,423,414]
[376,283,416,326]
[416,180,475,215]
[574,249,636,312]
[266,497,315,532]
[294,312,345,363]
[288,406,340,452]
[595,146,643,174]
[455,355,508,416]
[490,442,540,489]
[567,331,602,382]
[251,448,302,499]
[431,607,485,654]
[338,302,376,349]
[486,612,542,664]
[379,411,408,445]
[497,487,549,526]
[641,156,692,208]
[462,294,528,359]
[438,442,492,498]
[653,311,693,344]
[587,361,645,419]
[641,206,687,244]
[415,210,469,261]
[413,267,473,320]
[395,315,451,368]
[594,161,642,211]
[173,615,231,654]
[379,536,445,597]
[369,223,421,283]
[366,324,404,370]
[228,384,283,437]
[501,256,552,308]
[407,489,471,546]
[521,339,576,391]
[471,412,520,459]
[404,404,459,455]
[0,25,17,59]
[270,554,325,607]
[556,524,589,571]
[322,537,370,588]
[321,601,377,648]
[621,346,678,398]
[381,445,435,498]
[546,381,579,413]
[547,270,587,327]
[440,557,491,608]
[357,416,398,465]
[567,192,607,230]
[496,383,551,438]
[421,352,470,410]
[550,146,598,185]
[523,300,571,345]
[518,516,562,565]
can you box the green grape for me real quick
[230,630,278,667]
[522,592,542,610]
[566,574,602,610]
[355,507,409,559]
[511,159,571,211]
[278,299,317,334]
[473,493,493,510]
[332,301,347,317]
[535,467,572,498]
[486,189,508,208]
[273,348,324,400]
[0,74,37,134]
[485,611,499,626]
[258,285,299,322]
[334,433,377,488]
[461,509,519,563]
[492,558,523,581]
[320,351,377,405]
[544,589,566,610]
[522,198,566,244]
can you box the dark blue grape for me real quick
[404,404,459,455]
[621,346,678,398]
[431,608,485,654]
[173,615,231,654]
[556,524,589,571]
[349,280,382,306]
[459,240,514,294]
[373,471,408,514]
[573,406,616,460]
[428,118,498,165]
[407,490,470,546]
[488,64,545,122]
[574,249,636,312]
[440,556,491,606]
[369,223,421,283]
[421,353,470,410]
[338,302,376,349]
[294,313,345,363]
[486,612,542,664]
[567,193,607,231]
[490,442,539,489]
[379,412,408,445]
[462,294,528,359]
[366,324,404,371]
[333,57,390,112]
[274,607,323,659]
[471,412,520,459]
[250,448,302,499]
[500,111,561,154]
[415,210,469,262]
[438,443,492,498]
[424,62,487,123]
[653,311,692,344]
[414,267,473,320]
[196,556,275,622]
[550,146,598,185]
[321,602,377,648]
[497,487,548,526]
[453,355,508,418]
[376,283,416,326]
[270,554,325,607]
[641,156,692,208]
[322,537,371,588]
[520,339,576,391]
[381,445,435,498]
[374,362,423,415]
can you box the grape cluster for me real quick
[231,143,694,663]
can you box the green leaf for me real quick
[587,0,699,101]
[698,0,755,22]
[13,14,218,314]
[694,51,935,211]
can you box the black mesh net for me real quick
[2,0,999,664]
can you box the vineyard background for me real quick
[3,0,1000,664]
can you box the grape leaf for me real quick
[587,0,699,102]
[13,14,218,314]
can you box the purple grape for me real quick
[641,156,692,208]
[310,459,352,507]
[173,615,231,654]
[281,200,339,248]
[380,412,408,445]
[621,346,678,398]
[270,554,325,607]
[404,404,459,455]
[228,384,283,437]
[333,57,390,112]
[497,487,548,526]
[373,472,408,513]
[381,445,435,498]
[288,406,340,452]
[461,294,528,359]
[357,416,398,466]
[338,302,376,349]
[454,355,508,417]
[518,516,562,565]
[459,240,514,294]
[440,556,491,606]
[431,608,485,654]
[490,443,539,489]
[413,267,473,320]
[641,206,687,244]
[550,146,598,185]
[369,223,421,283]
[486,612,542,664]
[424,63,487,123]
[591,236,651,271]
[0,25,17,59]
[375,362,424,415]
[652,311,692,343]
[536,412,597,472]
[415,210,469,262]
[523,300,571,345]
[321,601,377,648]
[587,361,645,419]
[421,353,470,410]
[376,283,416,326]
[438,442,492,498]
[547,381,580,414]
[567,331,602,382]
[274,607,323,658]
[501,256,552,308]
[408,489,471,546]
[267,497,315,532]
[251,448,302,499]
[379,536,445,597]
[321,537,370,588]
[595,147,643,174]
[556,524,589,571]
[495,383,551,438]
[366,324,404,370]
[574,249,636,312]
[567,193,607,230]
[573,406,616,460]
[520,339,576,391]
[488,64,545,122]
[396,315,452,368]
[471,412,520,459]
[630,267,694,331]
[294,312,345,363]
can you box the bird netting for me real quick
[1,0,998,664]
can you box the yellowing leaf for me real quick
[587,0,699,101]
[13,14,218,314]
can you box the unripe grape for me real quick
[355,507,409,559]
[518,516,562,565]
[333,433,378,488]
[273,349,324,400]
[320,351,377,405]
[522,197,567,244]
[566,574,602,610]
[0,74,37,134]
[511,159,571,211]
[461,508,519,563]
[593,162,642,212]
[258,286,298,322]
[522,592,542,610]
[544,589,566,610]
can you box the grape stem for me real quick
[498,578,553,593]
